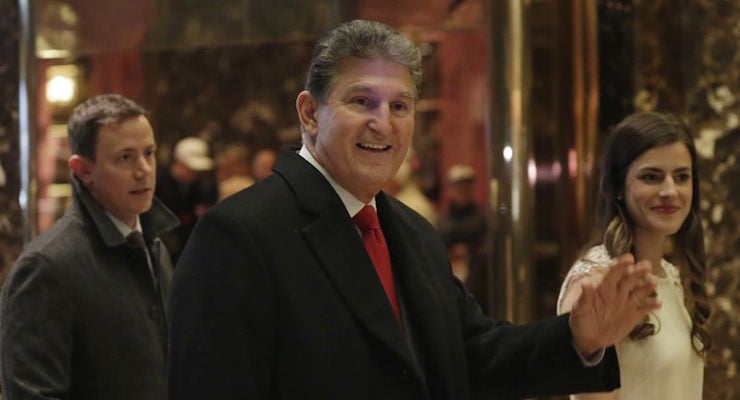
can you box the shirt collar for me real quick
[298,145,376,217]
[106,212,143,238]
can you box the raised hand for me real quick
[568,253,661,357]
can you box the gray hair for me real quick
[305,19,422,102]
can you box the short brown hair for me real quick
[67,94,147,159]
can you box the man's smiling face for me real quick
[305,58,416,203]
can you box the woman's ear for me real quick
[296,90,319,136]
[68,155,94,185]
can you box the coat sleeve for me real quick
[1,253,73,399]
[167,209,276,400]
[457,277,620,399]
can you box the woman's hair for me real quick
[593,111,711,356]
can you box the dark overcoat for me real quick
[1,176,179,399]
[168,148,619,399]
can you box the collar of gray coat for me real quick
[69,173,180,248]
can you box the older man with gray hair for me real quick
[168,20,660,400]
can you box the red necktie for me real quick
[353,205,401,325]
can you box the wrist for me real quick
[569,314,601,357]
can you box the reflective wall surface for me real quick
[633,1,740,397]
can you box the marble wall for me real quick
[0,0,23,280]
[635,1,740,398]
[141,41,314,161]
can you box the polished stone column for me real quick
[0,0,24,280]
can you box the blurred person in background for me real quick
[215,142,255,201]
[251,147,277,181]
[438,164,488,286]
[156,136,218,263]
[384,149,438,226]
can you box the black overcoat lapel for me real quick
[273,149,416,371]
[376,193,460,398]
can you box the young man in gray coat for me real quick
[1,94,179,399]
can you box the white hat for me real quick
[447,164,475,183]
[174,137,213,171]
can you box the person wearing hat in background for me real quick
[384,149,438,226]
[215,143,255,201]
[156,136,218,263]
[250,147,278,182]
[438,163,489,310]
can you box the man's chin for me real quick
[135,199,154,215]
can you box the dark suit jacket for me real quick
[168,148,619,399]
[0,176,179,400]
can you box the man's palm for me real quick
[569,255,660,356]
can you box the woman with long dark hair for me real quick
[558,112,711,399]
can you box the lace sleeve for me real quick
[661,259,686,300]
[557,245,612,313]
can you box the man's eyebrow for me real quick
[112,144,157,155]
[343,84,417,99]
[398,91,417,100]
[344,84,373,94]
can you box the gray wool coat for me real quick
[1,175,178,400]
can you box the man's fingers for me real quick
[640,296,661,311]
[599,253,635,289]
[595,255,634,306]
[629,279,660,311]
[617,252,636,265]
[632,259,653,276]
[579,281,596,307]
[629,277,657,298]
[625,260,657,298]
[615,259,654,300]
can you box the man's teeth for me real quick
[359,143,387,150]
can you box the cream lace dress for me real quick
[557,245,704,400]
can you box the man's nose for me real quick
[367,106,392,134]
[134,156,154,178]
